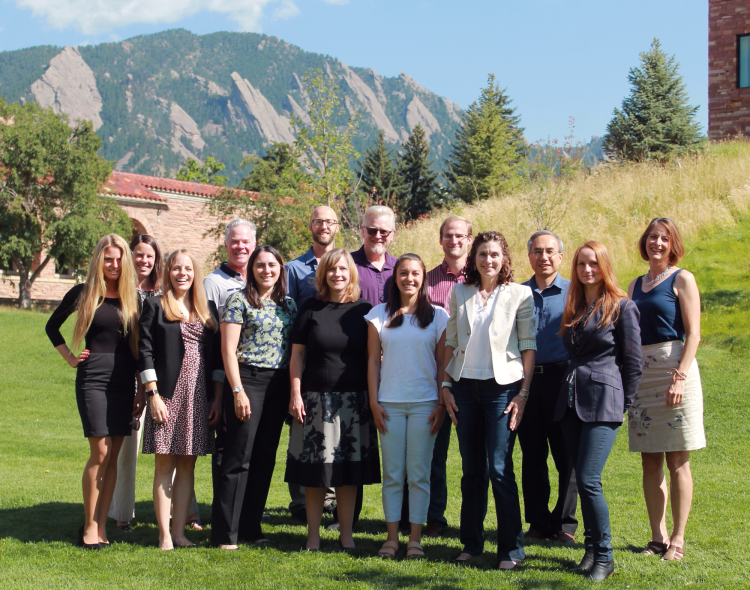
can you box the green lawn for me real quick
[1,222,750,589]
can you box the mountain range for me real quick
[0,29,464,184]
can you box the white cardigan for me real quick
[445,282,537,385]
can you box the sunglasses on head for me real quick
[364,227,393,237]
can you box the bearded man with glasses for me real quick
[519,230,579,544]
[350,205,398,307]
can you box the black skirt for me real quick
[75,352,136,437]
[284,390,381,488]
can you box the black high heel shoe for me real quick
[78,526,102,550]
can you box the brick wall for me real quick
[709,0,750,139]
[0,194,228,305]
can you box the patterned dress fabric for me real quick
[286,390,381,487]
[628,341,706,453]
[143,319,214,456]
[221,293,297,369]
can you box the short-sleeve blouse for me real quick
[222,291,298,369]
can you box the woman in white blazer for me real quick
[442,231,536,570]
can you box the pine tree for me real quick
[446,74,525,203]
[356,132,408,209]
[603,39,704,162]
[398,124,439,221]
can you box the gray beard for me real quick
[367,243,387,256]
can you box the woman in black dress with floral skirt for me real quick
[286,248,381,551]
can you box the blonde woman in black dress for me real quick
[46,234,141,549]
[139,249,223,550]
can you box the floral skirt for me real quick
[284,390,381,488]
[628,341,706,453]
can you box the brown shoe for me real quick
[555,532,575,544]
[524,528,549,540]
[423,521,444,538]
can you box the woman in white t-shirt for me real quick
[365,253,449,560]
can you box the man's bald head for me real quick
[310,206,339,246]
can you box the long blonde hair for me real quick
[73,234,139,358]
[160,249,217,331]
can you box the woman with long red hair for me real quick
[555,241,642,582]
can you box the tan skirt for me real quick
[628,341,706,453]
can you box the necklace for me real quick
[645,264,672,286]
[478,285,497,304]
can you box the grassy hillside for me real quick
[0,204,749,588]
[392,139,750,286]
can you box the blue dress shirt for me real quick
[286,247,319,309]
[523,272,570,364]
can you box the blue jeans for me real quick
[379,401,438,524]
[453,378,525,562]
[560,407,619,562]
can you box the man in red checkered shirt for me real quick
[422,215,476,537]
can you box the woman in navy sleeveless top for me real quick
[627,218,705,563]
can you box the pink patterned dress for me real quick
[143,319,214,456]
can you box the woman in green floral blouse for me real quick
[211,245,297,550]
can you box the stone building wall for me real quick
[709,0,750,139]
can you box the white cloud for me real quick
[273,0,300,19]
[323,0,349,4]
[14,0,277,34]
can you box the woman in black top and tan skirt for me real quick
[46,234,141,549]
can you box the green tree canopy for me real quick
[0,98,129,308]
[446,74,525,203]
[603,39,704,162]
[398,124,439,221]
[175,156,228,186]
[356,132,407,211]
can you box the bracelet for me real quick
[441,381,453,389]
[517,390,529,401]
[670,369,687,380]
[438,403,446,408]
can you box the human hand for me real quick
[371,402,390,434]
[428,405,446,434]
[208,396,222,427]
[667,376,685,408]
[69,349,89,368]
[504,395,526,431]
[234,390,251,422]
[290,393,306,424]
[442,388,458,426]
[150,395,169,424]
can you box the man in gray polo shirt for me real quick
[204,218,256,315]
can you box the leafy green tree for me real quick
[205,143,313,262]
[357,132,407,210]
[0,98,130,308]
[398,124,439,221]
[176,156,228,186]
[291,68,360,207]
[603,39,704,162]
[446,74,525,203]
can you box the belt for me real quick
[534,360,569,374]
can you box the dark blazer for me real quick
[138,297,223,399]
[555,298,643,423]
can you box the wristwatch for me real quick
[146,389,160,398]
[233,386,245,394]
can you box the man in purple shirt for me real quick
[350,205,398,306]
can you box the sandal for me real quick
[186,519,204,531]
[662,545,684,561]
[116,523,133,533]
[406,541,425,560]
[640,541,668,556]
[378,540,399,559]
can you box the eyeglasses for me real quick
[441,233,469,241]
[531,249,560,258]
[364,227,393,237]
[311,219,339,227]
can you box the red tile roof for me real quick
[104,171,257,201]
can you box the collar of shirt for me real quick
[439,260,465,279]
[351,246,397,272]
[220,261,243,278]
[525,271,567,294]
[299,247,317,268]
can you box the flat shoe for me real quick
[662,545,684,561]
[406,541,424,560]
[497,560,518,570]
[451,553,476,566]
[186,519,204,531]
[377,540,399,559]
[116,523,134,533]
[641,541,668,556]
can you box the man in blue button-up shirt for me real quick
[520,230,579,544]
[285,205,340,522]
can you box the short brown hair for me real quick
[439,215,472,238]
[316,249,361,303]
[638,218,685,264]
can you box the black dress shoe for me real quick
[77,526,102,550]
[570,550,594,574]
[585,560,615,582]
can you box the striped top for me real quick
[426,260,466,313]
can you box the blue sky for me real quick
[1,0,707,143]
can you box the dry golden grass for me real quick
[391,139,750,283]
